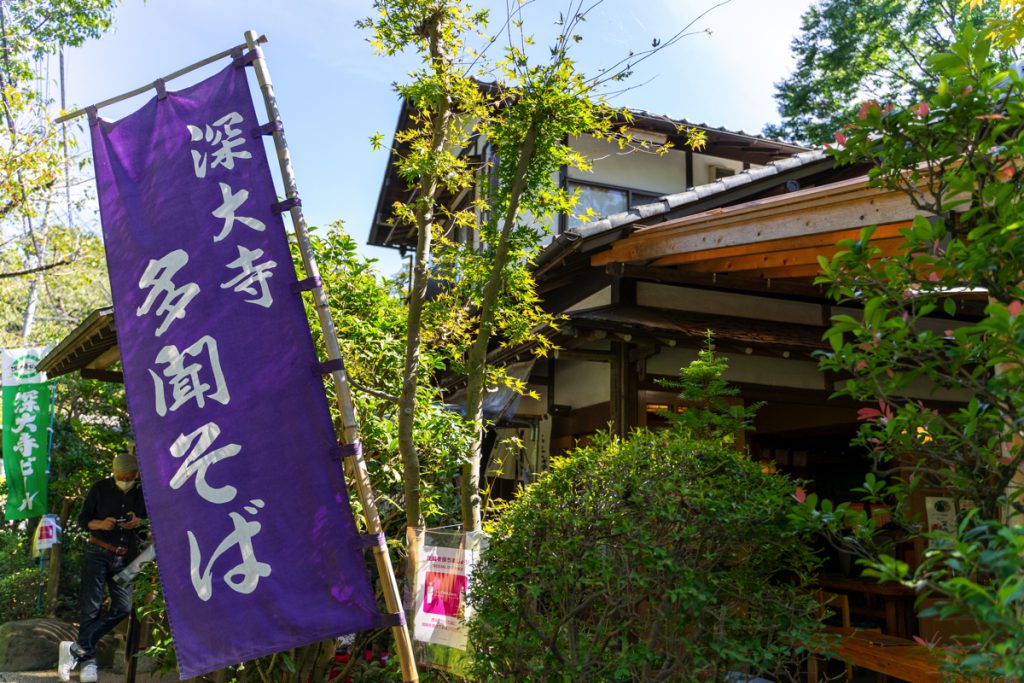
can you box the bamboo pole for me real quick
[54,35,268,124]
[242,30,419,683]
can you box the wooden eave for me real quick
[37,307,122,382]
[591,174,936,281]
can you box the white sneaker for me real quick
[80,660,98,683]
[57,641,78,681]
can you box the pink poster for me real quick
[412,531,486,651]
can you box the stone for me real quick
[0,618,75,671]
[0,618,125,671]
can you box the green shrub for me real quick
[468,347,825,682]
[0,566,44,623]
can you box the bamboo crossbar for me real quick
[53,35,268,124]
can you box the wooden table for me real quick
[818,574,918,638]
[808,628,945,682]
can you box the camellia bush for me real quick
[806,10,1024,678]
[468,347,825,682]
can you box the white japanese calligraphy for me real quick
[211,183,266,242]
[17,491,38,512]
[11,411,36,434]
[187,112,252,179]
[169,422,240,504]
[15,432,38,460]
[150,336,231,416]
[137,249,200,337]
[14,389,40,415]
[187,501,272,601]
[19,453,35,477]
[220,246,276,308]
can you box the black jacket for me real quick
[78,477,148,550]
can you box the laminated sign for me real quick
[2,346,51,520]
[89,61,381,678]
[412,529,488,652]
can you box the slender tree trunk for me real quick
[44,497,73,616]
[399,100,453,530]
[461,124,539,531]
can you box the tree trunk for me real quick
[461,124,539,532]
[397,20,456,617]
[44,497,74,616]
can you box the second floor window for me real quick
[566,181,661,231]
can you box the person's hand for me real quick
[92,517,117,531]
[119,512,141,530]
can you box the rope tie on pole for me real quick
[359,532,387,550]
[251,119,283,137]
[332,441,363,460]
[230,46,261,68]
[317,358,346,376]
[374,611,407,629]
[153,78,167,100]
[272,196,301,214]
[86,106,98,127]
[289,275,321,293]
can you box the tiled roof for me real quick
[536,149,829,266]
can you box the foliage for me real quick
[971,0,1024,47]
[806,21,1024,679]
[763,0,1007,145]
[468,348,823,682]
[1,1,118,340]
[0,225,110,346]
[360,0,710,533]
[0,525,43,623]
[304,224,470,533]
[656,331,762,442]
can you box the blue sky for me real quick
[61,0,815,275]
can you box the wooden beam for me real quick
[86,345,121,370]
[680,236,905,275]
[606,263,831,302]
[79,368,124,384]
[741,262,832,280]
[593,175,938,267]
[651,221,908,267]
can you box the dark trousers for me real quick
[76,544,132,659]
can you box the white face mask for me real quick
[115,479,137,492]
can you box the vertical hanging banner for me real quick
[2,346,51,520]
[90,60,381,679]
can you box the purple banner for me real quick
[91,63,380,678]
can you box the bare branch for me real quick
[0,257,73,279]
[349,378,400,405]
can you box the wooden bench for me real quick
[808,628,945,682]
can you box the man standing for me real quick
[58,450,147,682]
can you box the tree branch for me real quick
[0,257,72,279]
[349,378,400,405]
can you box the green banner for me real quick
[2,346,51,520]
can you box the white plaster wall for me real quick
[690,153,747,186]
[638,282,825,326]
[567,134,688,196]
[566,286,612,312]
[552,359,610,408]
[647,348,826,391]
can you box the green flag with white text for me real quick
[2,346,51,520]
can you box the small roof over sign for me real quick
[37,307,121,381]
